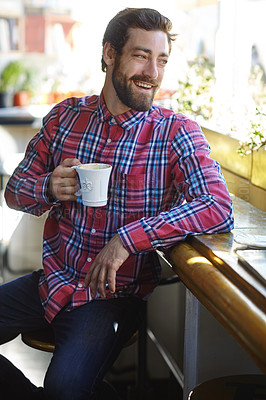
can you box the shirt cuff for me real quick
[35,173,59,205]
[117,220,152,254]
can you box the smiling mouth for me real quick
[134,80,154,90]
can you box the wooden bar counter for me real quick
[161,195,266,387]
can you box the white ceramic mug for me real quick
[72,163,112,207]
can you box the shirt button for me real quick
[111,117,116,124]
[87,257,92,262]
[78,283,83,288]
[91,228,96,234]
[107,138,112,143]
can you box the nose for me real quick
[143,59,159,80]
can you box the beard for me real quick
[112,57,159,112]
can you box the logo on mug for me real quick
[83,178,93,191]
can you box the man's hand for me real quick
[47,158,80,202]
[84,234,130,298]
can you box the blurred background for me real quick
[0,0,265,137]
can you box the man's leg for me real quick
[0,355,46,400]
[0,270,50,399]
[44,297,145,400]
[0,270,50,343]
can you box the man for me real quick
[1,7,234,400]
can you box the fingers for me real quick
[91,267,107,299]
[106,269,116,294]
[84,261,116,298]
[49,174,78,201]
[83,235,129,298]
[84,263,100,297]
[48,158,80,201]
[61,158,80,168]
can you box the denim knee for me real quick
[43,362,97,400]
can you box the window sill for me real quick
[201,126,266,211]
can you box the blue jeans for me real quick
[0,270,145,399]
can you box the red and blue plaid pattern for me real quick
[5,93,234,322]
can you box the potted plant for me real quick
[0,60,24,107]
[13,66,38,107]
[237,109,266,156]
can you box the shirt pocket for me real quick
[124,173,145,212]
[108,172,145,223]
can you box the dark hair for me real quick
[101,8,176,72]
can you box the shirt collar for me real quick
[97,91,155,130]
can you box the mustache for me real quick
[130,75,159,87]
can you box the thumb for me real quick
[62,158,81,168]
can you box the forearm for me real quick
[118,189,233,254]
[4,116,60,215]
[5,169,55,216]
[118,145,234,255]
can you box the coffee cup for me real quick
[72,163,112,207]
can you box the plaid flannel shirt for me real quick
[5,93,234,322]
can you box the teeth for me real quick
[135,81,152,89]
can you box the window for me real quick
[0,17,20,52]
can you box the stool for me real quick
[22,276,180,399]
[21,279,180,353]
[22,327,139,400]
[22,328,55,352]
[22,327,138,353]
[188,375,266,400]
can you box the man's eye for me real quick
[159,59,168,66]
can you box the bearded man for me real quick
[1,8,234,400]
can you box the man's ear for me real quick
[102,42,116,68]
